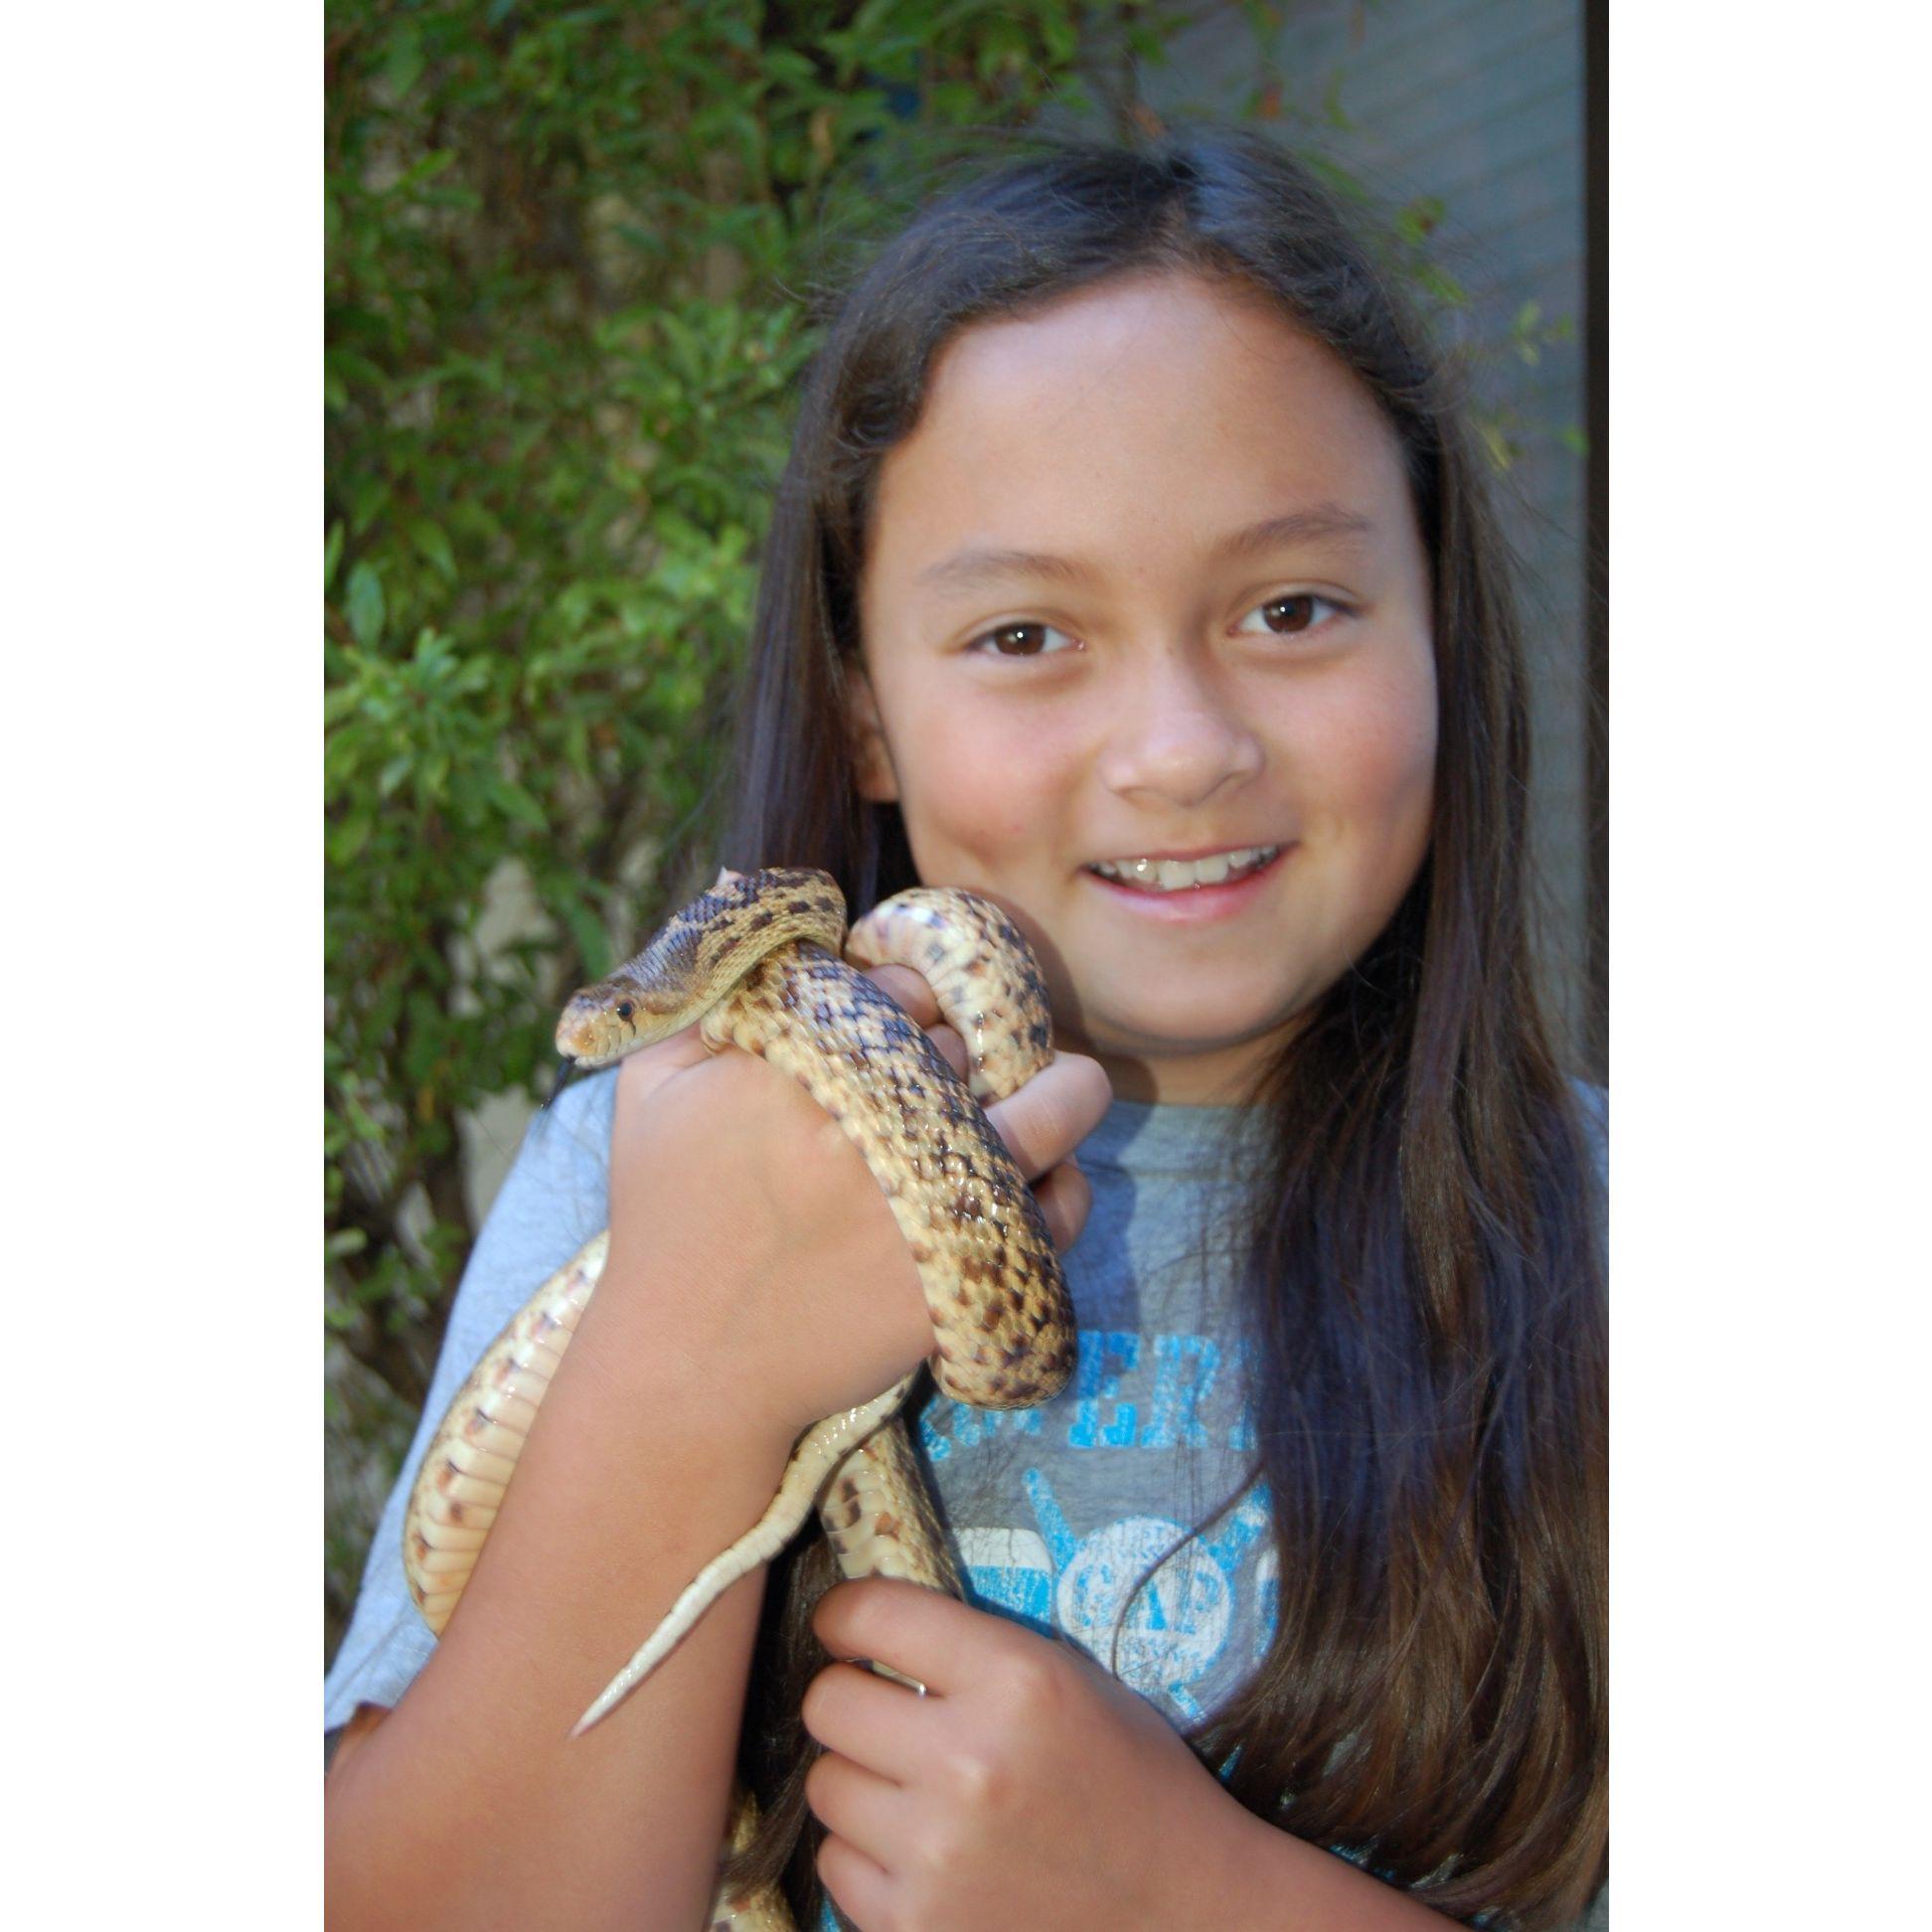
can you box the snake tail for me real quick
[570,1371,920,1735]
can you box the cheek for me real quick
[1294,654,1438,846]
[894,695,1063,861]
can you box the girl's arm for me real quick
[325,1244,804,1929]
[326,977,1107,1930]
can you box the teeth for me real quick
[1091,845,1278,891]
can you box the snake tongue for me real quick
[544,1054,582,1108]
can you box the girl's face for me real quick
[850,270,1436,1104]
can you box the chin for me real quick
[1090,1001,1302,1061]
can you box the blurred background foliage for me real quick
[325,0,1563,1659]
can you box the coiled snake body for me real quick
[402,868,1076,1927]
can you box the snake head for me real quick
[554,867,851,1070]
[553,978,691,1066]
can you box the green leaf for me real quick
[346,564,386,649]
[409,519,457,580]
[347,477,393,537]
[331,813,374,866]
[487,774,551,831]
[1415,263,1470,311]
[325,522,344,591]
[1041,9,1080,65]
[390,149,456,195]
[382,26,424,102]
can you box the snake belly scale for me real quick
[400,867,1076,1926]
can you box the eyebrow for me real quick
[913,504,1377,596]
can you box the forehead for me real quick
[865,270,1411,590]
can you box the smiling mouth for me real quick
[1085,845,1283,892]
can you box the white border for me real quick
[4,8,317,1922]
[1613,6,1929,1923]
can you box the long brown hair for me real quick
[690,129,1606,1928]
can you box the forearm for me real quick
[325,1236,799,1931]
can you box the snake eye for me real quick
[615,1001,634,1022]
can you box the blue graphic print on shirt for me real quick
[916,1319,1276,1728]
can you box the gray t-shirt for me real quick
[325,1073,1606,1927]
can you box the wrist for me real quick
[1214,1804,1452,1929]
[577,1228,807,1464]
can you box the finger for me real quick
[982,1050,1113,1180]
[804,1750,913,1869]
[860,962,940,1030]
[799,1660,938,1788]
[812,1576,996,1702]
[860,971,966,1081]
[1031,1157,1092,1255]
[924,1024,968,1081]
[816,1833,895,1932]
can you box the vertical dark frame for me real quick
[1583,0,1609,1079]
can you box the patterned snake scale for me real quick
[402,868,1077,1928]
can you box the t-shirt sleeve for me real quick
[323,1068,619,1731]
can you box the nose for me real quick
[1095,646,1263,810]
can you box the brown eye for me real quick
[1240,592,1346,639]
[1261,595,1316,633]
[972,621,1076,659]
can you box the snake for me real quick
[400,866,1078,1927]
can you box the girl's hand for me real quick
[801,1578,1258,1932]
[593,962,1108,1446]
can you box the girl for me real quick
[325,131,1608,1930]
